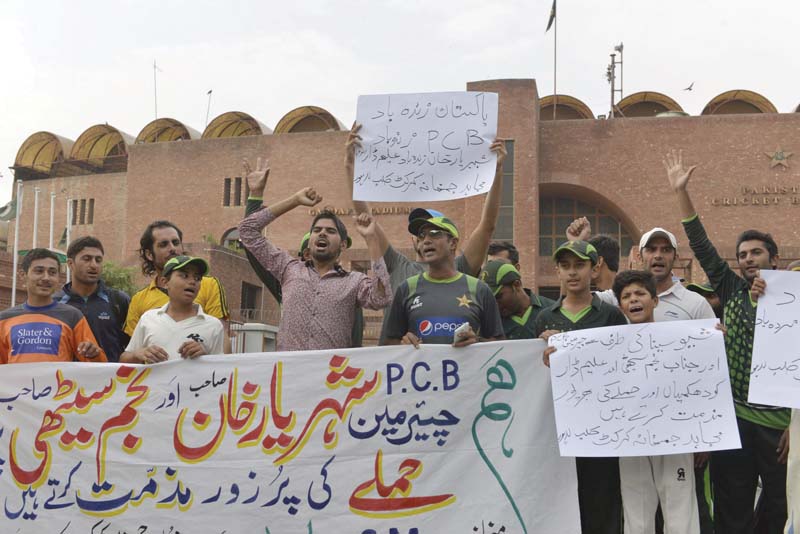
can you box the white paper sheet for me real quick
[353,91,499,202]
[749,270,800,408]
[549,319,740,457]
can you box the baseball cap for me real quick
[163,255,209,278]
[408,216,460,239]
[685,281,714,295]
[298,232,311,257]
[408,208,445,224]
[639,227,678,251]
[553,240,599,265]
[481,260,522,295]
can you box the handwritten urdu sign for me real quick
[749,270,800,409]
[353,91,499,202]
[0,341,580,534]
[548,319,740,457]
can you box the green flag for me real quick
[57,226,68,248]
[546,0,556,32]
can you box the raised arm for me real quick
[353,212,392,310]
[461,139,507,275]
[345,122,370,215]
[566,217,592,242]
[267,187,322,219]
[241,156,283,303]
[663,149,699,219]
[345,121,394,258]
[238,188,322,282]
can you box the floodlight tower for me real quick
[606,43,624,117]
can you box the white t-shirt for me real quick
[595,283,715,321]
[126,303,225,360]
[653,282,716,321]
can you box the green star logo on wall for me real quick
[765,147,793,169]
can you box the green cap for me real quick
[162,255,209,278]
[553,240,599,265]
[481,260,521,295]
[408,216,460,239]
[298,232,311,257]
[685,282,714,295]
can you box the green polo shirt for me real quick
[534,294,628,337]
[502,289,556,340]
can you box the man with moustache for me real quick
[238,187,391,351]
[125,220,229,336]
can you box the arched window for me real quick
[539,197,634,257]
[222,228,241,251]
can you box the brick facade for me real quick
[8,79,800,338]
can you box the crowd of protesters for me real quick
[1,123,797,534]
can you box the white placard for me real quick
[749,270,800,408]
[353,91,499,202]
[549,319,740,457]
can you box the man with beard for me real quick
[125,221,229,336]
[238,187,391,351]
[382,217,504,347]
[664,148,789,534]
[239,157,364,347]
[54,236,130,362]
[480,259,554,339]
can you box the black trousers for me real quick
[576,456,623,534]
[710,417,787,534]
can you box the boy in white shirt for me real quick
[121,256,225,363]
[613,270,700,534]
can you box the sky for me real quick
[1,0,798,204]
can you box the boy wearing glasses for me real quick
[382,216,504,347]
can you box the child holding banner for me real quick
[536,240,627,534]
[120,256,225,363]
[612,270,701,534]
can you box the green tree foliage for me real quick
[102,261,138,295]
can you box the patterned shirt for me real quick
[683,214,789,429]
[239,206,391,351]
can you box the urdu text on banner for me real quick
[548,319,741,457]
[0,340,580,534]
[749,270,800,408]
[353,91,499,202]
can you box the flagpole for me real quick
[32,187,40,249]
[205,90,213,127]
[11,181,23,306]
[553,1,557,120]
[49,191,55,249]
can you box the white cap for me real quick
[639,227,678,251]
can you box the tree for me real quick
[102,261,138,295]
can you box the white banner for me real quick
[353,91,499,202]
[0,340,579,533]
[749,270,800,408]
[549,319,740,457]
